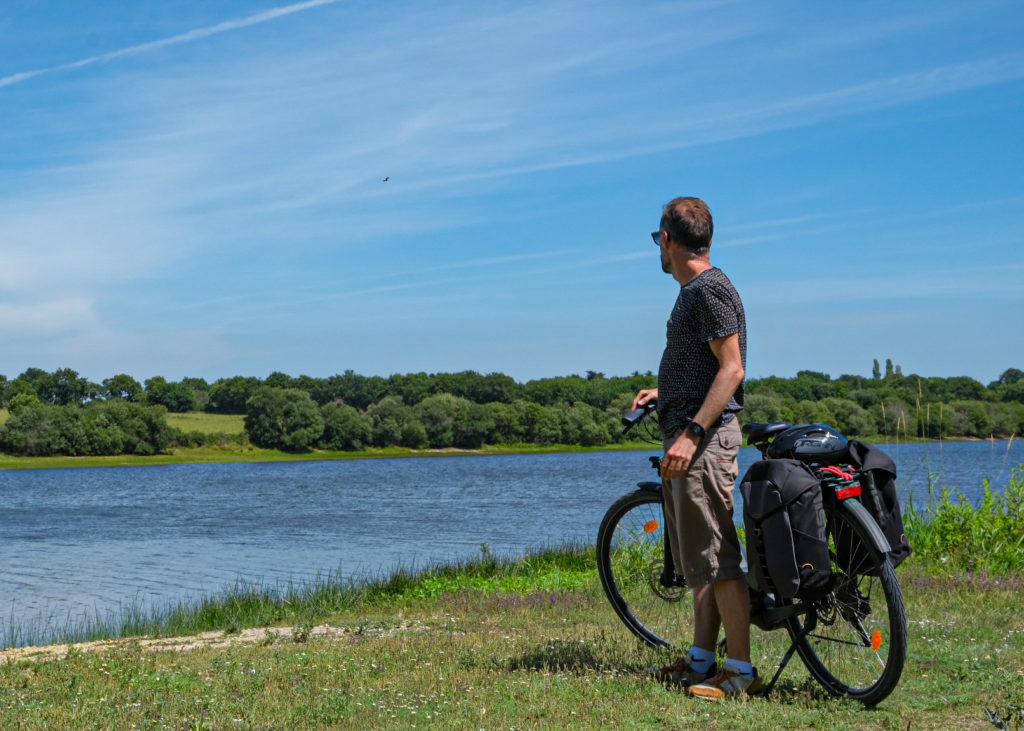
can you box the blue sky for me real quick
[1,0,1022,386]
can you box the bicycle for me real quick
[596,403,908,705]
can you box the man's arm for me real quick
[660,332,744,480]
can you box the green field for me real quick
[164,411,245,434]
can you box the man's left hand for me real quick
[661,431,699,480]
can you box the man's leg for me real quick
[714,577,750,663]
[692,577,749,662]
[691,582,721,653]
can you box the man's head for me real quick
[659,197,713,257]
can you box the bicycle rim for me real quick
[597,489,689,648]
[788,499,907,705]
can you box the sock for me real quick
[687,646,716,673]
[726,658,754,677]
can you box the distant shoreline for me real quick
[0,435,1011,470]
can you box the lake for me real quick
[0,438,1020,648]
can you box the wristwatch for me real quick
[685,421,706,439]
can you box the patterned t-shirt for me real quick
[657,267,746,436]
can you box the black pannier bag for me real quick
[836,440,912,574]
[739,459,832,600]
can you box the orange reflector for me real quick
[871,630,883,651]
[644,520,659,533]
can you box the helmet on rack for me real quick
[766,423,848,464]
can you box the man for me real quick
[632,196,757,699]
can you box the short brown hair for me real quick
[661,197,713,255]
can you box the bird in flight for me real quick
[382,176,389,182]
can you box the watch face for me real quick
[689,421,705,437]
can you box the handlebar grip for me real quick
[621,407,647,427]
[621,401,656,430]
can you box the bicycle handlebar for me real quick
[621,401,656,434]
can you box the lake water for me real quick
[0,439,1020,647]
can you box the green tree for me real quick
[181,377,211,410]
[103,374,144,402]
[563,401,611,446]
[144,377,197,413]
[946,376,988,401]
[415,393,466,448]
[513,400,562,444]
[311,371,386,410]
[484,401,523,443]
[319,403,372,451]
[818,397,876,437]
[208,376,263,413]
[8,391,43,416]
[0,401,171,456]
[14,368,51,401]
[386,372,434,405]
[245,387,325,451]
[467,372,520,404]
[742,392,793,425]
[366,396,426,448]
[264,371,295,389]
[49,368,95,405]
[872,359,881,380]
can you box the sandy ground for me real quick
[0,623,422,665]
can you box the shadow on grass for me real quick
[504,638,615,675]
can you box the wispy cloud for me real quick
[0,0,345,89]
[2,1,1020,381]
[0,298,96,335]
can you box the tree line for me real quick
[0,362,1022,457]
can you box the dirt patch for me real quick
[0,622,427,665]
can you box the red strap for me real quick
[819,465,855,480]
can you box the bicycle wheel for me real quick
[597,488,689,648]
[787,498,907,705]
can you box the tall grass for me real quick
[903,464,1024,574]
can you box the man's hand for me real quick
[632,388,658,410]
[661,430,700,479]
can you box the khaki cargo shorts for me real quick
[662,419,744,588]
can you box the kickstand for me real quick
[762,620,814,696]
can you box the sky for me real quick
[1,0,1022,387]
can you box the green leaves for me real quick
[244,388,325,452]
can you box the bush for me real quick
[245,387,325,451]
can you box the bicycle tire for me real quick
[596,488,689,648]
[787,498,907,705]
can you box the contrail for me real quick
[0,0,344,89]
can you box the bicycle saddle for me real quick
[742,422,792,443]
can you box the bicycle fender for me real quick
[837,499,891,555]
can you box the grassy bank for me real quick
[2,472,1024,728]
[0,433,1002,470]
[1,546,1021,729]
[0,439,652,470]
